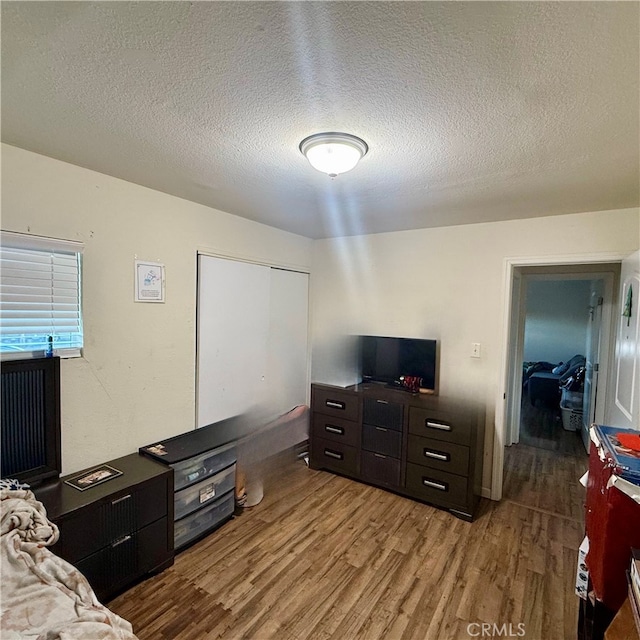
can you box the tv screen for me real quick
[360,336,437,392]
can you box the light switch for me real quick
[471,343,481,358]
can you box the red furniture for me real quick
[585,434,640,611]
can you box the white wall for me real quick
[523,279,592,364]
[1,144,312,475]
[3,142,638,490]
[310,208,640,492]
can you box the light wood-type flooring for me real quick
[110,442,588,640]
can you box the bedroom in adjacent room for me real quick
[507,265,619,457]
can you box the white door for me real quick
[196,255,310,429]
[606,250,640,430]
[196,256,271,427]
[267,268,309,417]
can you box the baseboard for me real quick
[480,486,494,500]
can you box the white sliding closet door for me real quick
[196,255,309,429]
[197,256,270,427]
[267,268,309,417]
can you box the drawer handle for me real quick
[425,420,451,432]
[325,424,344,435]
[112,534,132,548]
[424,449,450,462]
[111,494,132,505]
[324,448,344,460]
[375,427,388,432]
[376,399,389,405]
[374,453,387,459]
[325,400,346,410]
[422,478,449,492]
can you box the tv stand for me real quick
[309,383,484,520]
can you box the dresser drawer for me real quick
[311,437,359,475]
[363,397,403,431]
[174,490,234,550]
[74,530,137,601]
[76,516,170,603]
[405,463,469,508]
[55,475,167,564]
[408,407,471,445]
[362,424,402,458]
[407,435,469,477]
[172,441,237,492]
[312,386,359,422]
[312,413,360,448]
[174,463,235,521]
[361,451,401,487]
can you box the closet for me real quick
[196,255,309,429]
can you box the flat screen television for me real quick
[359,335,438,393]
[1,357,62,486]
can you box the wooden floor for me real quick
[518,388,586,457]
[110,444,588,640]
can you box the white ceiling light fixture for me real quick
[299,132,368,177]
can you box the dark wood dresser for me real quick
[310,383,485,520]
[35,453,174,602]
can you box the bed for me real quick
[524,354,586,407]
[0,481,138,640]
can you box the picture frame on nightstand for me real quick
[64,464,123,491]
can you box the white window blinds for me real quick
[0,231,84,358]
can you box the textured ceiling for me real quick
[2,2,638,239]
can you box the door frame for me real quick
[493,252,626,501]
[507,270,616,447]
[504,269,526,446]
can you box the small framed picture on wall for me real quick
[135,260,165,303]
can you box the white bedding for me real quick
[0,487,138,640]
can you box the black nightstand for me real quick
[35,453,174,602]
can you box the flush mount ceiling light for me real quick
[299,132,368,177]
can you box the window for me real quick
[0,231,83,358]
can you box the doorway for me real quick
[492,257,623,501]
[507,265,617,450]
[518,274,605,456]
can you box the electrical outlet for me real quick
[471,343,481,358]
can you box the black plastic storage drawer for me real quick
[172,442,237,492]
[174,491,234,550]
[174,463,236,521]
